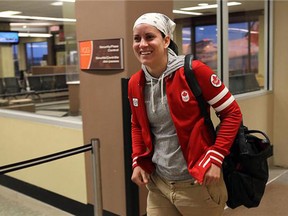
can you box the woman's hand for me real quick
[131,166,150,186]
[203,163,221,185]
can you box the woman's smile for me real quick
[140,50,153,55]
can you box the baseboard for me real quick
[0,175,119,216]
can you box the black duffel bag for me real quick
[222,124,273,209]
[183,54,273,209]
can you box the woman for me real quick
[128,13,242,216]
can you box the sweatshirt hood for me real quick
[142,48,185,113]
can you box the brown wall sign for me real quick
[79,38,124,70]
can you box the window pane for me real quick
[228,0,265,94]
[175,0,218,71]
[26,43,33,71]
[32,42,48,66]
[13,45,20,77]
[25,42,48,70]
[182,27,191,55]
[195,25,217,71]
[0,1,77,117]
[175,0,269,96]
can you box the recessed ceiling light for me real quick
[198,3,209,6]
[58,0,75,2]
[10,22,55,27]
[181,2,242,11]
[0,14,76,22]
[173,10,203,16]
[0,11,22,16]
[51,2,63,6]
[18,33,53,38]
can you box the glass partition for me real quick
[228,0,265,94]
[0,0,78,117]
[0,0,272,117]
[174,0,271,95]
[174,0,218,71]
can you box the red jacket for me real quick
[128,60,242,183]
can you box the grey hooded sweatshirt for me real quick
[143,49,192,181]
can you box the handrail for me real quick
[0,139,102,216]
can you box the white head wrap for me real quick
[133,13,176,40]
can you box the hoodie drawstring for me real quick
[160,73,165,105]
[150,79,155,113]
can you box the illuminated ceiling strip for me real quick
[0,11,21,16]
[173,10,203,16]
[18,33,53,38]
[10,22,55,27]
[0,11,76,22]
[181,2,242,11]
[51,0,76,5]
[58,0,75,2]
[51,2,63,6]
[0,14,76,22]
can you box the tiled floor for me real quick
[224,166,288,216]
[0,167,287,216]
[0,185,73,216]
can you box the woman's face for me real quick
[133,24,170,70]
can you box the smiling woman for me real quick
[129,12,242,216]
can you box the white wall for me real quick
[272,1,288,167]
[0,111,87,204]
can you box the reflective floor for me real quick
[0,167,287,216]
[224,166,288,216]
[0,185,73,216]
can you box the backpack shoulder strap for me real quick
[184,54,202,97]
[184,54,216,139]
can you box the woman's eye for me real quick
[146,35,154,41]
[133,36,141,42]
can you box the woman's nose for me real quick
[139,39,148,47]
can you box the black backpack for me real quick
[184,54,273,209]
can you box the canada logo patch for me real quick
[210,74,221,87]
[132,98,138,107]
[181,90,190,102]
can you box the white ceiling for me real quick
[0,0,264,33]
[0,0,71,33]
[0,0,64,21]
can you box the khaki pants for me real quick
[146,172,227,216]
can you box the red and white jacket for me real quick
[128,60,242,183]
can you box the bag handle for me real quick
[246,129,271,143]
[239,127,273,158]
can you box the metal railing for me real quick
[0,138,102,216]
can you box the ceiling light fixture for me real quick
[10,22,55,27]
[0,11,22,16]
[173,10,203,16]
[181,2,242,11]
[51,2,63,6]
[0,14,76,22]
[18,33,53,38]
[58,0,75,2]
[198,3,209,6]
[50,0,76,5]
